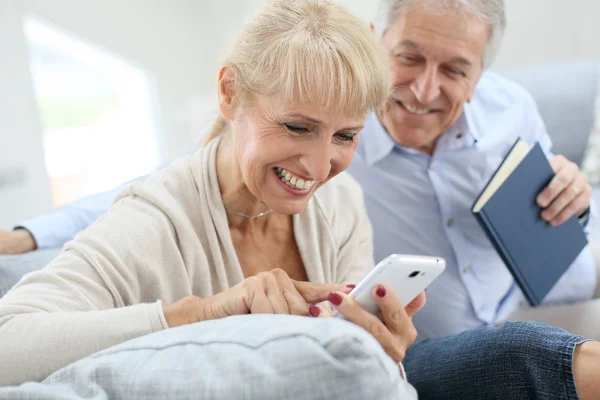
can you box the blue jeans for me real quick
[404,322,589,400]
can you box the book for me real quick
[471,138,588,306]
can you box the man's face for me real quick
[378,5,489,154]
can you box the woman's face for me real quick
[230,96,365,215]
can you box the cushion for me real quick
[500,61,599,166]
[0,314,416,399]
[0,248,61,297]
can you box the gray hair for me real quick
[374,0,506,69]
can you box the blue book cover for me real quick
[472,139,588,306]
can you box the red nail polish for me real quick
[328,292,343,306]
[376,286,386,298]
[309,305,320,317]
[346,284,356,289]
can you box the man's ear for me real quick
[218,66,237,120]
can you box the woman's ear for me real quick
[218,66,237,120]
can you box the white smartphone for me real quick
[338,254,446,318]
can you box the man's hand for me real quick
[0,229,37,255]
[537,155,592,227]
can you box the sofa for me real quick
[495,61,600,335]
[500,61,600,243]
[3,60,600,294]
[1,60,600,347]
[502,61,600,270]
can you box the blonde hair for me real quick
[204,0,390,145]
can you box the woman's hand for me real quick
[164,268,352,327]
[314,285,426,362]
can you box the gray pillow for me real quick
[0,249,61,297]
[0,314,417,399]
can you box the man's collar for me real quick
[363,104,478,165]
[436,107,479,151]
[459,102,479,141]
[363,113,396,165]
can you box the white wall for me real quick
[0,1,53,228]
[0,0,241,227]
[335,0,377,21]
[573,1,600,63]
[494,0,600,70]
[335,0,600,71]
[19,0,280,157]
[20,0,222,159]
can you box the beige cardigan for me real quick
[0,138,374,385]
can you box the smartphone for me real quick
[337,254,446,318]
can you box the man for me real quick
[347,0,597,342]
[2,1,600,398]
[346,1,599,398]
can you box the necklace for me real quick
[223,202,273,219]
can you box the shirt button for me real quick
[463,266,470,274]
[446,218,455,227]
[456,133,463,139]
[429,163,436,171]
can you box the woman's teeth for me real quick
[275,168,315,190]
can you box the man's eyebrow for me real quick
[448,56,473,67]
[392,40,422,52]
[392,40,474,68]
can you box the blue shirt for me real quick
[18,162,176,249]
[18,188,121,250]
[347,71,597,340]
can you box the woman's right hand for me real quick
[315,285,426,363]
[163,268,352,327]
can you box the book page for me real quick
[473,140,533,213]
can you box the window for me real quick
[23,16,162,206]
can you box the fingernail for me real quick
[346,284,356,289]
[537,196,546,207]
[376,285,386,298]
[309,305,320,317]
[328,292,343,306]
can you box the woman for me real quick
[0,0,424,386]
